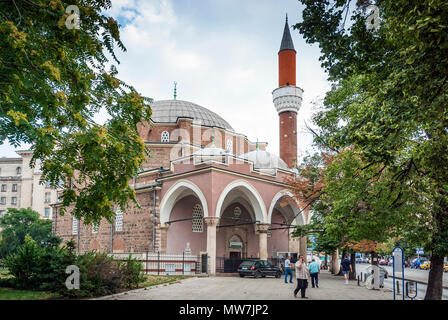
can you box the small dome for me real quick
[194,146,229,156]
[239,150,288,170]
[150,100,234,131]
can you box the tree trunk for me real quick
[324,253,328,270]
[371,251,378,267]
[331,249,339,274]
[424,254,444,300]
[349,252,357,280]
[336,249,345,276]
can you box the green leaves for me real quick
[0,1,152,223]
[296,0,448,259]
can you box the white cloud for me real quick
[1,0,330,162]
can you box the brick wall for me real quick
[54,190,158,254]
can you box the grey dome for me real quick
[239,150,288,170]
[150,100,234,131]
[194,146,229,156]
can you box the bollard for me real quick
[357,275,360,286]
[396,280,400,294]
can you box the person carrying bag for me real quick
[293,255,310,299]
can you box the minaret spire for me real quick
[173,81,177,100]
[273,15,303,169]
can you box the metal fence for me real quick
[216,257,283,273]
[112,252,208,275]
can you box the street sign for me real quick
[393,248,403,273]
[416,248,424,255]
[392,246,405,300]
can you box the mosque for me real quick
[53,17,308,275]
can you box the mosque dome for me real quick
[239,150,288,170]
[150,100,234,131]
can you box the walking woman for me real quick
[294,255,310,299]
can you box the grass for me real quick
[140,274,191,288]
[0,287,60,300]
[0,269,61,300]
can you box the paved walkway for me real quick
[97,271,394,300]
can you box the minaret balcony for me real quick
[272,85,303,114]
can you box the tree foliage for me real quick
[294,0,448,299]
[0,208,58,258]
[0,0,152,224]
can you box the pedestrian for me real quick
[284,255,293,284]
[340,254,352,285]
[293,255,310,299]
[309,258,320,288]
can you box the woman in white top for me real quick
[294,255,310,299]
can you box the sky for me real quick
[0,0,330,161]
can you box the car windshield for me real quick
[240,261,255,266]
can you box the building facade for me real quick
[0,151,57,220]
[53,17,308,274]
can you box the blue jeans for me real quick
[284,267,293,283]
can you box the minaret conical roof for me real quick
[279,15,296,53]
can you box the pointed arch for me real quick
[160,180,209,224]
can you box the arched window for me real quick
[226,139,233,152]
[16,167,21,175]
[115,207,123,231]
[192,204,203,232]
[161,131,170,143]
[92,222,99,234]
[72,217,79,235]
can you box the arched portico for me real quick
[267,190,306,258]
[216,180,267,223]
[159,180,209,225]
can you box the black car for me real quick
[237,260,282,278]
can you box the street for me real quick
[356,263,448,300]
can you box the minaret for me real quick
[272,15,303,168]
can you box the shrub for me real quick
[118,255,145,289]
[4,238,146,298]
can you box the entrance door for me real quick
[230,251,241,260]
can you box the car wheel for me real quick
[275,271,281,278]
[239,274,245,278]
[254,271,261,279]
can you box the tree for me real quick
[0,208,59,258]
[0,1,152,225]
[295,0,448,299]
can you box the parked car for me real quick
[379,258,387,265]
[411,258,427,269]
[444,264,448,273]
[237,260,282,278]
[420,261,431,270]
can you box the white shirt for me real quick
[285,259,291,268]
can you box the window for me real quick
[92,222,99,234]
[1,197,5,205]
[12,184,17,192]
[234,206,241,218]
[16,167,21,175]
[45,192,51,203]
[11,197,17,205]
[72,217,79,235]
[161,131,170,143]
[1,184,6,192]
[226,139,233,152]
[115,207,123,231]
[44,207,50,218]
[0,210,5,218]
[45,181,52,188]
[192,204,203,232]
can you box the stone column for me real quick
[257,223,270,261]
[299,236,307,259]
[204,217,220,275]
